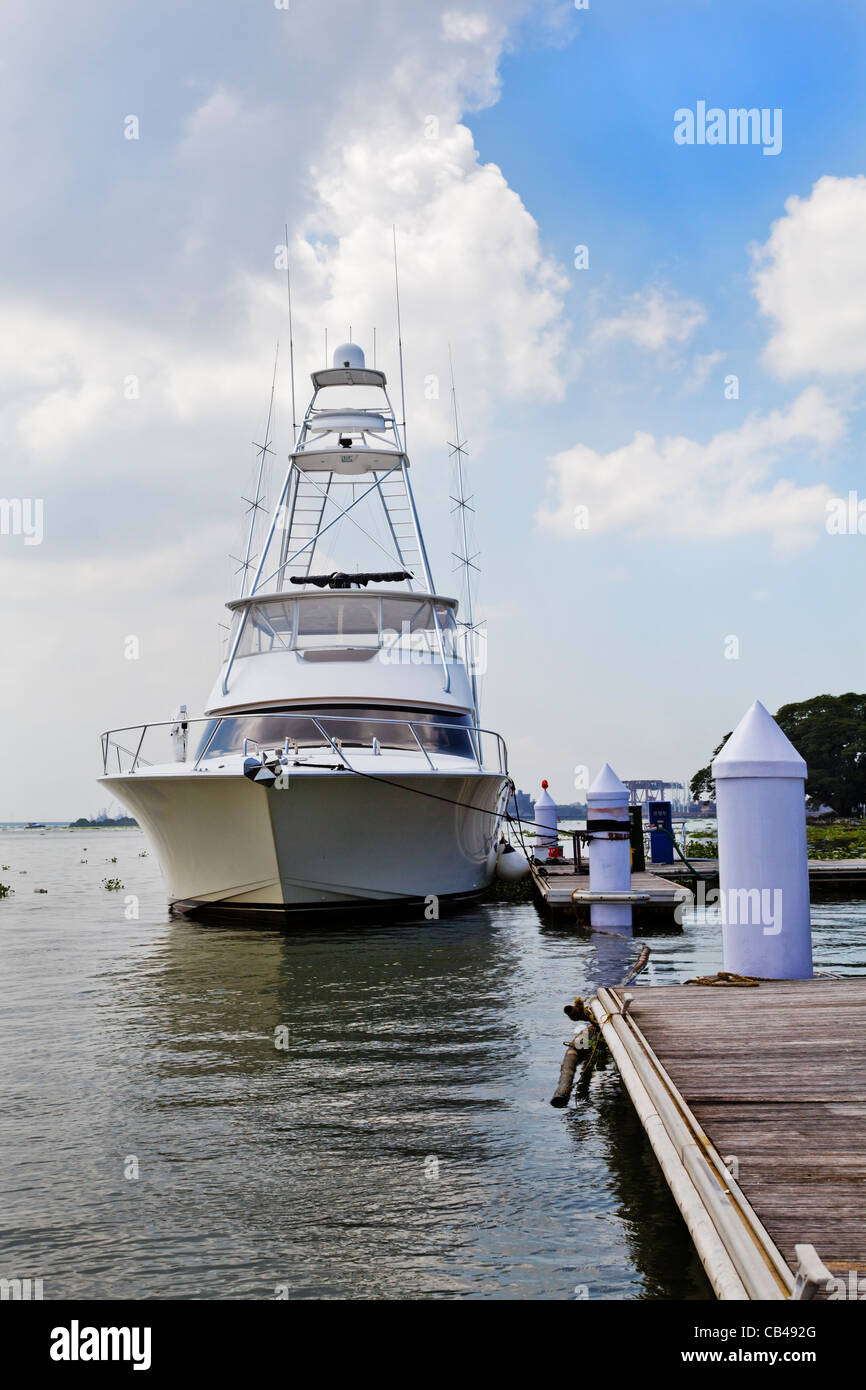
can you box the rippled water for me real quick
[1,829,863,1300]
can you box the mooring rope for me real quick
[683,971,761,987]
[262,758,564,838]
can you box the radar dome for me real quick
[332,342,365,369]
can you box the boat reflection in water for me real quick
[89,905,711,1299]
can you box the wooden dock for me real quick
[531,860,690,929]
[587,978,866,1299]
[647,859,866,892]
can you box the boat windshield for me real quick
[231,594,457,658]
[192,707,476,760]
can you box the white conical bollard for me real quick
[587,763,632,933]
[712,700,813,979]
[534,780,558,859]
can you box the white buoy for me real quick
[587,763,632,933]
[712,700,813,980]
[533,780,559,859]
[496,842,531,882]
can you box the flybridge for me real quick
[243,340,432,596]
[222,340,447,696]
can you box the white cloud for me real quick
[2,1,569,468]
[442,12,492,43]
[682,350,725,394]
[0,0,574,818]
[753,175,866,378]
[291,122,569,431]
[536,386,843,553]
[592,285,706,351]
[0,303,273,464]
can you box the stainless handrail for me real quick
[105,740,150,776]
[310,716,355,771]
[408,721,436,770]
[193,717,223,771]
[130,725,147,774]
[102,712,508,775]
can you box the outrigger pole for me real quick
[236,342,279,599]
[284,222,298,447]
[392,224,408,452]
[448,347,481,727]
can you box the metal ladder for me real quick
[378,476,423,578]
[277,473,334,584]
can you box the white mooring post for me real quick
[534,780,558,859]
[712,700,813,980]
[587,763,632,934]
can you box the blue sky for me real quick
[465,0,866,795]
[1,0,865,817]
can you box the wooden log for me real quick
[621,944,651,986]
[550,1043,580,1108]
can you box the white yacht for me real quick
[100,341,511,921]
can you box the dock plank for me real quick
[626,979,866,1282]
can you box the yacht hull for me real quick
[100,768,509,921]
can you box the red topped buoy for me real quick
[541,779,548,789]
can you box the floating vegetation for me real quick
[807,822,866,860]
[101,877,124,891]
[138,850,149,858]
[685,832,719,858]
[0,882,12,899]
[485,875,535,904]
[684,821,866,862]
[106,857,117,863]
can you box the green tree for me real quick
[774,693,866,815]
[689,735,730,802]
[691,694,866,814]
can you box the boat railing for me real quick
[100,712,508,778]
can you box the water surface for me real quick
[1,829,862,1299]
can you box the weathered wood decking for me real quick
[591,978,866,1298]
[531,861,689,928]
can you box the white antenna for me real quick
[284,224,297,447]
[373,326,377,368]
[392,224,407,451]
[448,346,481,726]
[235,343,278,598]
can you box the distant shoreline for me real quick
[0,819,139,830]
